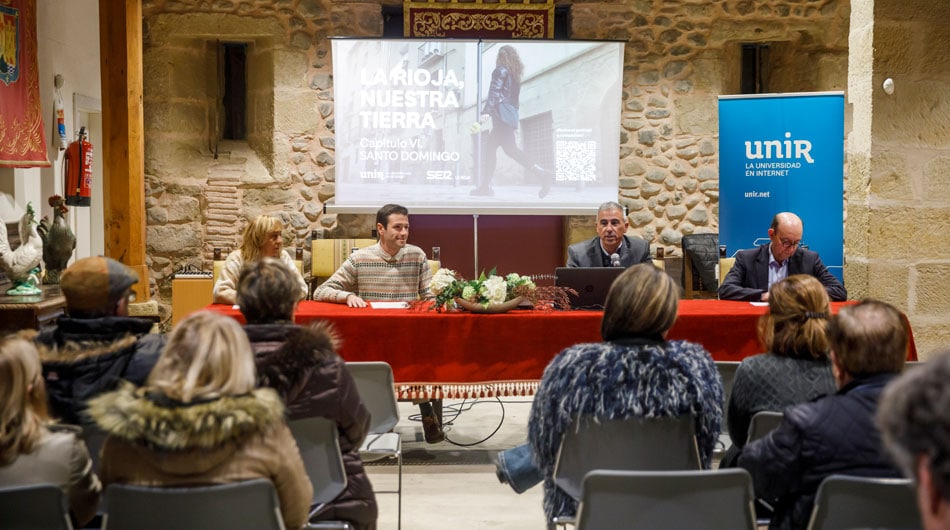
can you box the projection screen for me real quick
[329,39,624,214]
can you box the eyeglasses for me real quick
[778,238,802,249]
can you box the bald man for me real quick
[718,212,846,302]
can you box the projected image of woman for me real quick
[472,45,553,199]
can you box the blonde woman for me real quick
[726,275,837,451]
[87,311,313,529]
[213,215,307,304]
[0,337,101,527]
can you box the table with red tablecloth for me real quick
[208,300,917,399]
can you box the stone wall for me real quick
[138,1,950,358]
[847,0,950,359]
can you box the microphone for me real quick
[610,253,621,267]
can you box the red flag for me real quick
[0,0,50,168]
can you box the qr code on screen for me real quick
[555,140,597,182]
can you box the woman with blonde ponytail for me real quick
[726,275,837,453]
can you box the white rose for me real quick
[430,268,456,295]
[483,276,508,304]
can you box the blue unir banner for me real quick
[718,92,845,283]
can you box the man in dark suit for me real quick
[566,201,652,268]
[719,212,847,301]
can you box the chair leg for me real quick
[397,450,402,530]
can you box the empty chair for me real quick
[575,468,756,530]
[102,479,284,530]
[716,360,740,450]
[346,361,402,530]
[0,484,74,530]
[288,416,352,530]
[806,475,922,530]
[747,411,784,443]
[554,416,701,502]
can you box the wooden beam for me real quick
[98,0,149,300]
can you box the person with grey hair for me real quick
[566,202,651,268]
[739,300,907,530]
[878,351,950,530]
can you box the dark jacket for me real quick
[483,65,520,129]
[30,316,165,425]
[245,322,377,530]
[738,373,902,530]
[566,235,652,268]
[87,385,312,530]
[718,244,847,302]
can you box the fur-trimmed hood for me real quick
[30,316,157,363]
[244,321,340,405]
[87,383,284,459]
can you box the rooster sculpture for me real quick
[0,202,44,295]
[38,195,76,284]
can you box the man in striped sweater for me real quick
[314,204,444,441]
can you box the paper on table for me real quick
[369,301,409,309]
[749,302,769,307]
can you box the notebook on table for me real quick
[554,267,625,310]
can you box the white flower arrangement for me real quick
[429,268,537,311]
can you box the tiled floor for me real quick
[367,399,547,530]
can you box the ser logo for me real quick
[426,170,453,181]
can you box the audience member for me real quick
[214,214,307,304]
[566,201,651,268]
[878,350,950,530]
[523,264,723,524]
[726,275,837,452]
[87,311,312,529]
[30,256,164,425]
[739,300,907,530]
[0,336,101,527]
[719,212,847,302]
[238,258,377,529]
[313,204,442,443]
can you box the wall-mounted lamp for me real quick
[882,77,895,95]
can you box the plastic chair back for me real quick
[102,479,284,530]
[0,484,73,530]
[747,411,784,443]
[806,475,922,530]
[554,416,702,501]
[576,469,757,530]
[346,361,399,434]
[288,417,347,516]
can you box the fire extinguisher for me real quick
[63,127,93,207]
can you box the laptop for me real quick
[554,267,625,310]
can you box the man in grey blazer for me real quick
[567,202,652,268]
[719,212,847,302]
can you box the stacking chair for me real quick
[715,360,740,451]
[288,416,353,530]
[102,479,284,530]
[575,469,757,530]
[554,416,702,502]
[346,361,402,530]
[747,411,784,443]
[0,484,73,530]
[806,475,922,530]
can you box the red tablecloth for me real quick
[208,300,917,399]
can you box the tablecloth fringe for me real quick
[396,380,540,400]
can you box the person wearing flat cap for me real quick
[23,256,166,425]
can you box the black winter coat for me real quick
[245,322,377,530]
[32,316,165,425]
[738,373,902,530]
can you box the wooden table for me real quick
[0,284,66,335]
